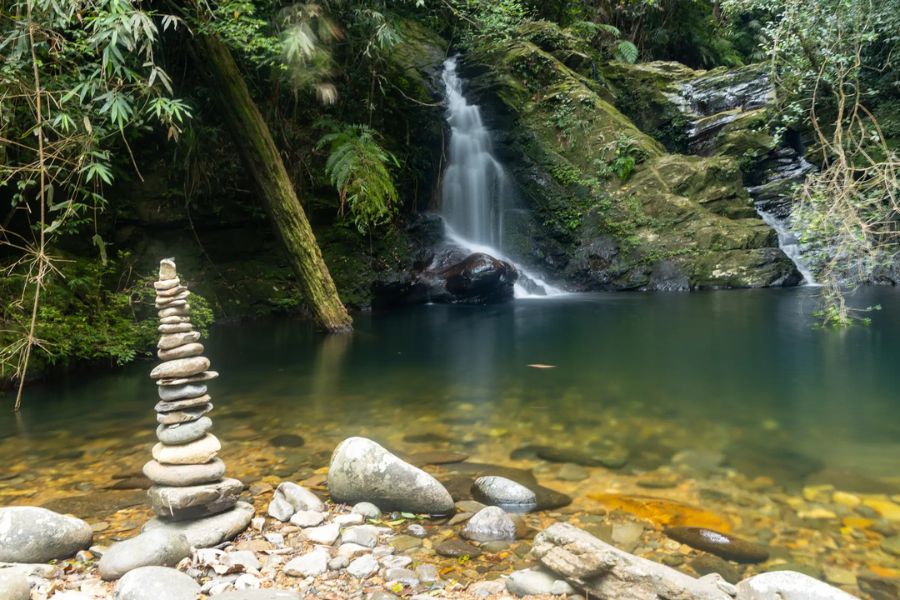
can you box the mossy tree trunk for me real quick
[195,34,352,332]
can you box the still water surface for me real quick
[2,287,898,487]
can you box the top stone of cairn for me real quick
[159,258,177,281]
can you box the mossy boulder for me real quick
[454,46,796,291]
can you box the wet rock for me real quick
[611,521,644,552]
[403,432,451,444]
[269,434,305,448]
[472,476,537,512]
[347,555,379,579]
[98,530,191,580]
[0,569,30,600]
[115,566,200,600]
[0,506,93,563]
[881,535,900,556]
[461,507,516,542]
[341,525,379,548]
[506,567,576,596]
[665,527,769,563]
[407,524,427,538]
[441,464,571,510]
[328,437,454,514]
[435,539,482,559]
[268,482,325,522]
[389,535,423,553]
[726,442,824,486]
[672,449,725,473]
[407,451,469,466]
[735,571,858,599]
[858,574,900,600]
[416,564,439,584]
[531,445,628,469]
[557,463,590,481]
[689,555,742,584]
[533,523,731,599]
[143,457,225,486]
[284,548,329,577]
[143,500,254,548]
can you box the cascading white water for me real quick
[756,208,818,285]
[440,57,563,298]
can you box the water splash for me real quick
[440,56,564,298]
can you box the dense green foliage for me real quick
[2,0,899,393]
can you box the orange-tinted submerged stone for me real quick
[586,493,733,531]
[664,526,769,563]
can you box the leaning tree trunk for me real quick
[194,34,352,333]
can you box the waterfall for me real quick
[440,57,564,298]
[671,66,818,285]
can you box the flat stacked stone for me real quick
[142,259,242,521]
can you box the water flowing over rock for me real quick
[532,522,732,600]
[327,437,455,514]
[0,507,92,563]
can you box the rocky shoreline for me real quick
[0,435,867,600]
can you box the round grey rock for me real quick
[267,482,325,521]
[473,476,538,512]
[156,417,214,445]
[115,566,200,600]
[461,506,516,542]
[98,529,191,580]
[328,437,454,514]
[341,525,379,548]
[143,457,225,486]
[0,569,30,600]
[0,506,93,563]
[284,548,329,577]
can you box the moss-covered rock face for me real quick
[457,40,797,291]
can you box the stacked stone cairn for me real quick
[142,259,243,522]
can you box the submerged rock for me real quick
[328,437,454,514]
[115,566,200,600]
[533,522,731,599]
[472,476,537,512]
[98,529,191,580]
[461,506,517,542]
[434,539,482,559]
[665,527,769,564]
[0,507,92,563]
[735,571,858,600]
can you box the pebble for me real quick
[506,567,575,596]
[611,521,644,552]
[302,523,340,545]
[333,513,365,526]
[385,567,418,586]
[435,539,482,558]
[143,457,224,486]
[328,556,349,570]
[338,543,373,559]
[284,548,329,577]
[152,434,220,464]
[416,564,439,583]
[341,525,379,548]
[289,511,325,528]
[115,566,200,600]
[352,502,382,520]
[468,580,506,597]
[347,555,379,579]
[155,417,214,445]
[389,534,423,552]
[407,523,427,538]
[157,382,207,401]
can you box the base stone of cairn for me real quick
[141,259,253,538]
